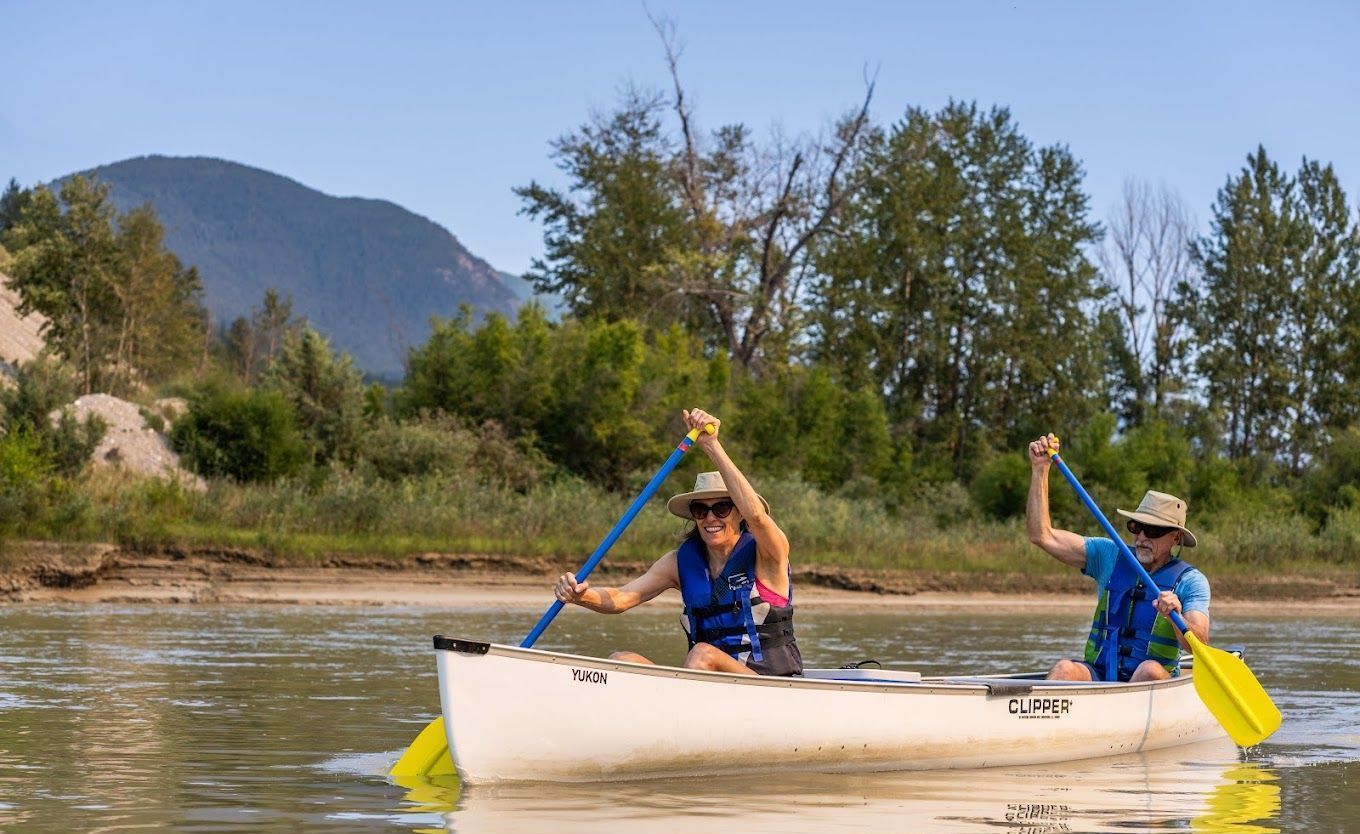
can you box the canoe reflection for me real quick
[393,738,1280,834]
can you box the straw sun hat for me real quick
[666,471,770,520]
[1116,490,1197,547]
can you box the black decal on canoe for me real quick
[1007,697,1072,719]
[571,668,608,685]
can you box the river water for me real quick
[0,602,1355,832]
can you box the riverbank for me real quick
[2,543,1356,614]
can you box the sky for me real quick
[3,1,1358,277]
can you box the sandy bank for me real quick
[1,543,1356,615]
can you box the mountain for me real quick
[72,156,521,379]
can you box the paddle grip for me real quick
[520,425,711,648]
[1049,452,1192,634]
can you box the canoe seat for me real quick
[803,667,923,684]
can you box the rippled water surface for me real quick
[0,602,1355,832]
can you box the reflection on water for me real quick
[0,603,1355,832]
[394,741,1283,834]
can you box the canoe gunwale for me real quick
[432,634,1196,698]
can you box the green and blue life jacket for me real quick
[677,531,802,677]
[1085,554,1197,682]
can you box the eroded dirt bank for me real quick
[2,543,1356,614]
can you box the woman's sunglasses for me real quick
[1127,519,1176,539]
[690,499,736,520]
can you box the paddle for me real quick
[1046,443,1282,747]
[389,423,715,778]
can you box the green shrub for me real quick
[0,357,106,477]
[171,386,308,482]
[0,430,48,533]
[356,415,476,481]
[970,452,1031,519]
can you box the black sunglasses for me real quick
[1127,519,1176,540]
[690,499,736,520]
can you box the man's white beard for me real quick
[1135,547,1155,565]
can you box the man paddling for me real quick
[1025,434,1211,682]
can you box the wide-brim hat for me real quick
[666,471,770,520]
[1116,490,1197,547]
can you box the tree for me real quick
[1293,159,1360,455]
[1187,147,1359,471]
[111,206,208,389]
[3,176,209,394]
[516,88,696,326]
[3,177,122,394]
[223,289,301,382]
[0,179,33,235]
[516,23,874,372]
[1099,180,1198,425]
[814,101,1106,475]
[262,326,366,465]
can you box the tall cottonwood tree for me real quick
[4,177,122,393]
[813,101,1106,474]
[516,26,873,372]
[112,206,207,388]
[2,176,206,394]
[1099,180,1198,425]
[1188,147,1360,471]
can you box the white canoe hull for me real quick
[434,636,1225,784]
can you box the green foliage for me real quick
[1189,148,1360,473]
[0,357,106,477]
[1300,427,1360,523]
[170,384,308,482]
[969,453,1032,520]
[517,78,873,367]
[356,414,550,491]
[222,289,301,382]
[0,430,49,532]
[0,178,33,235]
[2,176,207,394]
[262,326,366,465]
[814,101,1106,477]
[516,90,697,327]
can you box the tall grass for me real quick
[7,468,1352,580]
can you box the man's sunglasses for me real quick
[1127,519,1176,539]
[690,499,736,520]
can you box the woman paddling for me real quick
[553,408,802,676]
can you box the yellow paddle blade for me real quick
[1186,634,1282,747]
[389,716,453,778]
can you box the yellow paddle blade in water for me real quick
[390,716,455,778]
[1186,633,1282,748]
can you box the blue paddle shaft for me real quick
[1048,453,1192,634]
[520,429,704,648]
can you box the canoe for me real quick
[433,636,1227,784]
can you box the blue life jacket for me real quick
[1085,554,1198,682]
[677,531,801,676]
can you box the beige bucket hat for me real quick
[1116,490,1197,547]
[666,471,770,520]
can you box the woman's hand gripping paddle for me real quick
[1046,442,1282,747]
[389,424,715,779]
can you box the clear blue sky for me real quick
[3,1,1357,276]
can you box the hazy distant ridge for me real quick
[77,155,521,378]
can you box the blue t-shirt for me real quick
[1081,537,1210,616]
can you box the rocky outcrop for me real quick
[0,266,47,384]
[56,393,206,490]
